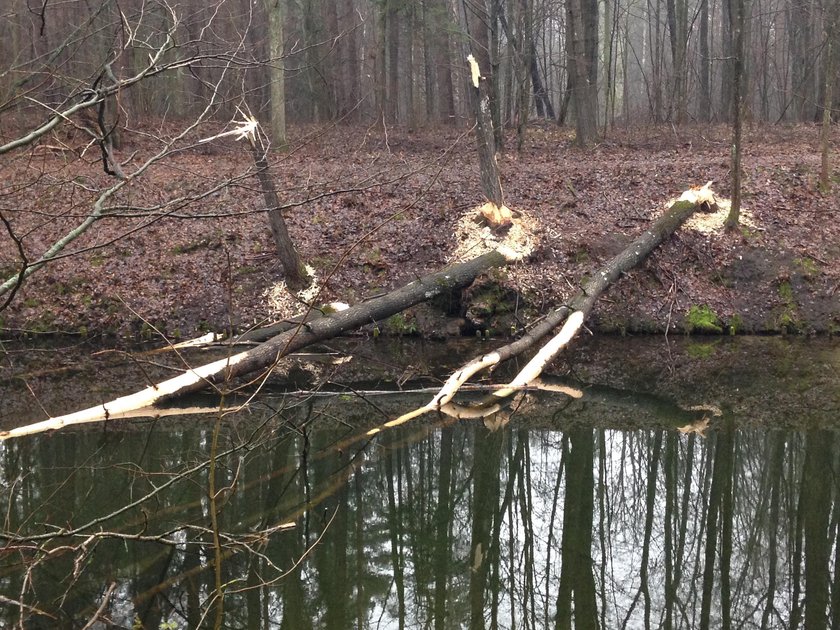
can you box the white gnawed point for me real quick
[467,54,481,88]
[678,181,717,205]
[199,108,259,144]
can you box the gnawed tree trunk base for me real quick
[1,185,718,441]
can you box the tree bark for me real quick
[264,0,287,148]
[468,54,505,206]
[567,0,600,144]
[725,0,746,229]
[249,137,310,289]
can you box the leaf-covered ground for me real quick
[1,122,838,339]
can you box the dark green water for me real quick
[1,337,838,628]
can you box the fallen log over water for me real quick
[1,185,717,441]
[0,251,509,440]
[369,183,719,433]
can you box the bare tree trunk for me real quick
[819,3,837,190]
[264,0,287,148]
[468,55,505,206]
[249,136,310,289]
[567,0,600,144]
[725,0,746,229]
[699,0,711,120]
[387,0,400,123]
[341,0,361,121]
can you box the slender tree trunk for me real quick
[341,0,361,121]
[250,138,310,289]
[699,0,711,119]
[387,0,400,123]
[467,53,505,206]
[819,3,837,190]
[725,0,746,229]
[264,0,286,145]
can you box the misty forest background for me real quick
[1,0,837,148]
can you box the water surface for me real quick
[1,336,838,628]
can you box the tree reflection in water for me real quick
[1,418,838,629]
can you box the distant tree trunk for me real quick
[517,0,534,150]
[324,0,342,118]
[340,0,360,120]
[531,45,556,119]
[387,0,400,123]
[264,0,287,146]
[406,3,416,126]
[430,0,456,122]
[497,0,534,148]
[423,1,436,121]
[788,0,817,121]
[376,3,388,118]
[725,0,746,229]
[819,3,837,190]
[648,0,664,122]
[665,0,688,122]
[699,0,711,119]
[566,0,600,144]
[602,0,617,131]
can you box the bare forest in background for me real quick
[1,0,837,143]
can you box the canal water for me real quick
[1,336,838,628]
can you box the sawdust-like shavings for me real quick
[263,265,319,321]
[451,207,540,263]
[685,198,757,234]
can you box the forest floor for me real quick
[1,121,838,340]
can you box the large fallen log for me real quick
[367,184,719,433]
[0,250,509,440]
[1,185,717,441]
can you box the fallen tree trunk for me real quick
[369,184,718,433]
[1,185,717,441]
[0,250,509,440]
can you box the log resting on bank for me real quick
[0,251,509,440]
[371,184,718,432]
[0,185,717,441]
